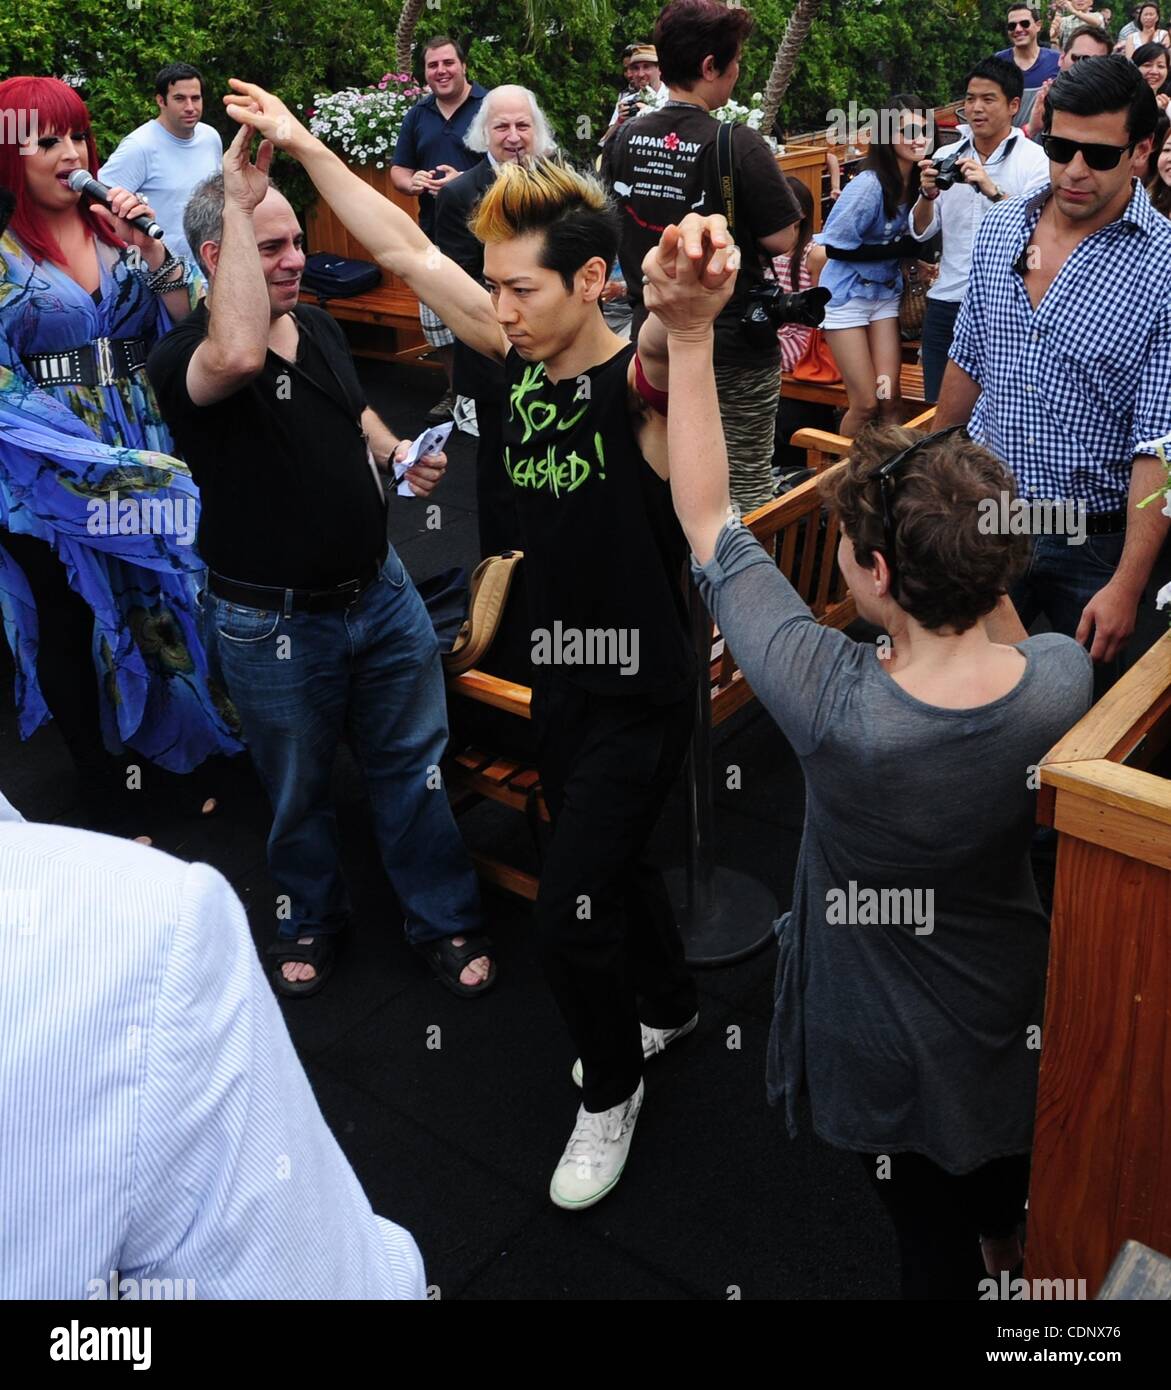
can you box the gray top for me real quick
[695,522,1094,1173]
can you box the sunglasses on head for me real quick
[1042,133,1135,168]
[870,426,969,595]
[1007,18,1033,30]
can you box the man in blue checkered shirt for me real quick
[935,55,1171,692]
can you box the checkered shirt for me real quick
[948,179,1171,513]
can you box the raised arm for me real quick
[640,217,739,563]
[223,80,507,362]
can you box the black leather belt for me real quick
[1084,509,1127,536]
[22,337,149,388]
[208,552,386,614]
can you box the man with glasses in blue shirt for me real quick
[934,56,1171,695]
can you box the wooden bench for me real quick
[782,359,926,417]
[300,170,442,368]
[443,427,891,901]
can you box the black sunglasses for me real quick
[870,426,969,594]
[1007,18,1034,30]
[1042,134,1135,169]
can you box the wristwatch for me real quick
[985,184,1006,203]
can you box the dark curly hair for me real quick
[817,425,1028,633]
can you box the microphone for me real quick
[66,171,164,239]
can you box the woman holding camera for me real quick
[814,96,935,437]
[0,76,239,834]
[647,228,1093,1297]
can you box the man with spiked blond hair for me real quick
[223,78,740,1210]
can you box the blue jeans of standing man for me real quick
[205,548,480,945]
[1011,530,1125,701]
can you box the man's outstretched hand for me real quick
[642,212,740,340]
[222,121,273,215]
[222,79,312,157]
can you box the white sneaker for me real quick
[571,1013,698,1088]
[549,1081,644,1211]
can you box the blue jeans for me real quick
[204,549,480,944]
[920,298,961,404]
[1011,531,1125,701]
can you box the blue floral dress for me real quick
[0,233,241,770]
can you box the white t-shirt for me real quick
[920,125,1051,303]
[99,120,223,261]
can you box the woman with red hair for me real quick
[0,77,239,833]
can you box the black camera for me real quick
[930,146,966,191]
[741,284,831,350]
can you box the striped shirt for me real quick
[948,179,1171,514]
[0,794,425,1299]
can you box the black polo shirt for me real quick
[146,303,386,589]
[392,83,487,238]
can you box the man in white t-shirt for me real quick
[100,62,223,262]
[912,57,1051,400]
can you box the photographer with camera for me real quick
[602,0,802,512]
[913,59,1050,401]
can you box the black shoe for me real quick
[427,389,455,421]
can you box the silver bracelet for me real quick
[146,252,185,293]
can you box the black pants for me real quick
[474,398,520,558]
[532,678,698,1113]
[0,530,108,778]
[859,1150,1030,1300]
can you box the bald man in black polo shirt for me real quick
[147,125,494,1001]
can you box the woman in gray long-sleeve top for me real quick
[642,229,1094,1300]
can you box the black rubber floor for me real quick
[0,357,897,1300]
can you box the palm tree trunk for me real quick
[760,0,825,140]
[395,0,427,76]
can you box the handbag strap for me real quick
[716,121,735,237]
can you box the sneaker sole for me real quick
[548,1162,627,1211]
[570,1014,698,1088]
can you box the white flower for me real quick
[1156,580,1171,610]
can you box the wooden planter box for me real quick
[302,162,439,367]
[1028,631,1171,1293]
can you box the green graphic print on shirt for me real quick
[504,361,606,496]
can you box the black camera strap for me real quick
[824,235,923,263]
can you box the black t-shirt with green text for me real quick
[602,102,800,369]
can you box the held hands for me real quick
[222,121,273,215]
[641,213,740,341]
[392,441,448,497]
[222,78,312,156]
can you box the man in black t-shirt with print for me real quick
[221,75,741,1213]
[602,0,801,513]
[146,125,493,1002]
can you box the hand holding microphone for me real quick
[66,171,166,245]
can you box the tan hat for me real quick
[625,44,659,63]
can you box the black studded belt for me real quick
[22,336,149,389]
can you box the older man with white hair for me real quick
[435,85,557,555]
